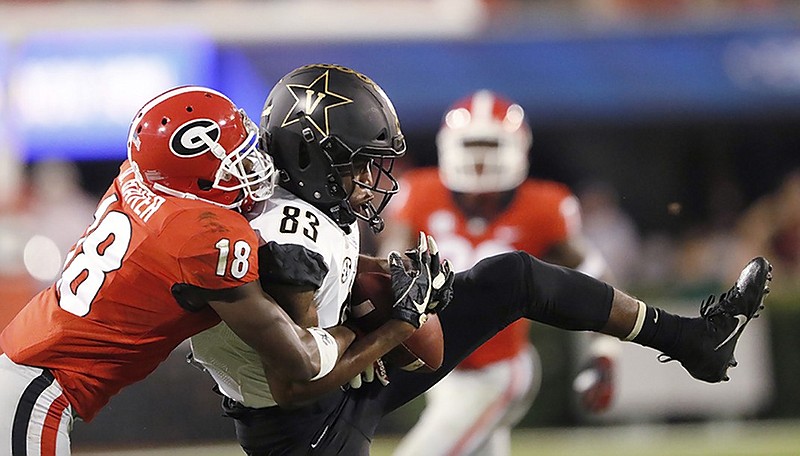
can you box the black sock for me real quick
[632,306,692,355]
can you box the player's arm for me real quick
[268,281,412,376]
[265,316,413,408]
[542,192,613,282]
[174,281,354,384]
[255,243,417,408]
[543,239,613,283]
[261,284,414,408]
[174,210,354,386]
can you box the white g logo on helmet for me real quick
[169,119,223,158]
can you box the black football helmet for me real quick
[259,64,405,233]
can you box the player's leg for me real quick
[223,390,344,455]
[518,253,772,383]
[482,428,511,456]
[393,347,537,456]
[0,354,73,456]
[481,347,543,456]
[222,388,386,456]
[383,252,592,413]
[382,252,771,413]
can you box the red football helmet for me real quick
[437,90,532,193]
[127,86,276,209]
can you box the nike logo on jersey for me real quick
[715,314,748,351]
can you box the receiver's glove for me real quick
[347,358,390,389]
[426,235,454,313]
[389,232,432,328]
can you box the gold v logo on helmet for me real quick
[304,90,326,114]
[281,70,353,136]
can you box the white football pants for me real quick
[0,354,74,456]
[393,345,541,456]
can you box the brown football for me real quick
[349,272,444,373]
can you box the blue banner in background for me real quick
[220,24,800,131]
[9,30,218,161]
[9,23,800,161]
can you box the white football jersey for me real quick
[190,187,360,408]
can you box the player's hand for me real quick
[426,235,454,313]
[572,355,615,413]
[388,232,432,328]
[347,358,390,389]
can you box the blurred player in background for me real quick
[189,64,772,456]
[0,85,413,455]
[381,90,617,456]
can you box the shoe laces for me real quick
[700,286,737,319]
[657,287,736,366]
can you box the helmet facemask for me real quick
[212,115,277,207]
[437,91,532,194]
[314,126,402,234]
[438,137,528,194]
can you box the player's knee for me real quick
[521,254,613,331]
[463,251,530,292]
[454,252,611,331]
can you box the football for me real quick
[349,272,444,373]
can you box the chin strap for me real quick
[362,202,384,234]
[152,182,241,210]
[330,201,385,234]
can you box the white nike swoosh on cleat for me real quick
[714,314,748,351]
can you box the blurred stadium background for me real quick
[2,0,800,454]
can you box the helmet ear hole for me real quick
[375,130,387,141]
[197,179,213,191]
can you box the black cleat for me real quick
[665,257,772,383]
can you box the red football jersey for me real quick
[390,168,580,369]
[0,161,259,421]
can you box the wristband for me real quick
[622,300,647,342]
[307,327,339,381]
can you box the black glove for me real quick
[426,235,454,313]
[388,232,432,328]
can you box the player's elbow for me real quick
[295,356,320,382]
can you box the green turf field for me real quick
[74,419,800,456]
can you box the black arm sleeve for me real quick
[258,241,328,289]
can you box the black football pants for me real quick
[226,251,614,455]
